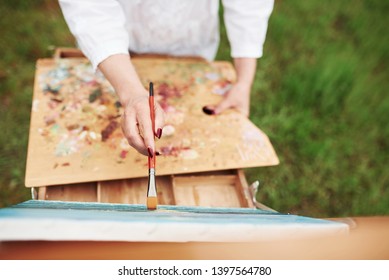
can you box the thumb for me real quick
[213,97,233,115]
[154,104,165,139]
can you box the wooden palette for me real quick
[25,57,279,187]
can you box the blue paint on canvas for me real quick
[0,200,342,226]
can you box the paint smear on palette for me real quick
[55,135,80,156]
[101,120,119,142]
[156,83,182,112]
[159,145,198,160]
[159,146,181,157]
[32,100,40,112]
[80,151,92,168]
[162,125,175,137]
[212,80,232,95]
[235,124,270,162]
[179,149,199,159]
[205,72,220,81]
[165,111,185,126]
[120,138,130,150]
[119,150,128,159]
[38,60,124,160]
[154,83,187,126]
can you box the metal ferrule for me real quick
[147,168,157,196]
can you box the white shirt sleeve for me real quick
[59,0,130,70]
[222,0,274,58]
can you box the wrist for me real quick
[233,81,252,94]
[118,86,148,107]
[233,57,256,91]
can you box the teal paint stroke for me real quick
[0,200,344,227]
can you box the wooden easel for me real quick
[26,48,279,209]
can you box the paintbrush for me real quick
[147,82,158,210]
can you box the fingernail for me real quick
[156,128,163,139]
[147,147,154,158]
[202,106,215,115]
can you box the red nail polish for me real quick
[156,128,163,139]
[202,106,215,115]
[147,147,154,158]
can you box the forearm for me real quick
[233,57,257,91]
[98,54,147,106]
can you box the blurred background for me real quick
[0,0,387,217]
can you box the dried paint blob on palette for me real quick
[36,59,234,163]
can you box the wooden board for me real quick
[25,57,279,187]
[97,176,175,205]
[0,200,348,242]
[43,182,97,202]
[39,170,256,209]
[172,175,242,207]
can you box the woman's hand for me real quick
[213,82,251,117]
[121,92,164,156]
[204,57,257,117]
[99,54,165,156]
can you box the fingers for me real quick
[121,94,167,156]
[202,105,216,115]
[204,84,250,117]
[137,106,155,155]
[154,103,165,139]
[214,98,233,115]
[204,97,249,117]
[121,110,147,156]
[121,95,155,156]
[203,96,234,116]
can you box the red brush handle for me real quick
[148,94,156,169]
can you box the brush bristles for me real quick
[147,197,158,210]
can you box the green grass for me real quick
[0,1,388,217]
[240,0,389,217]
[0,1,75,206]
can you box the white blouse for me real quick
[59,0,274,70]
